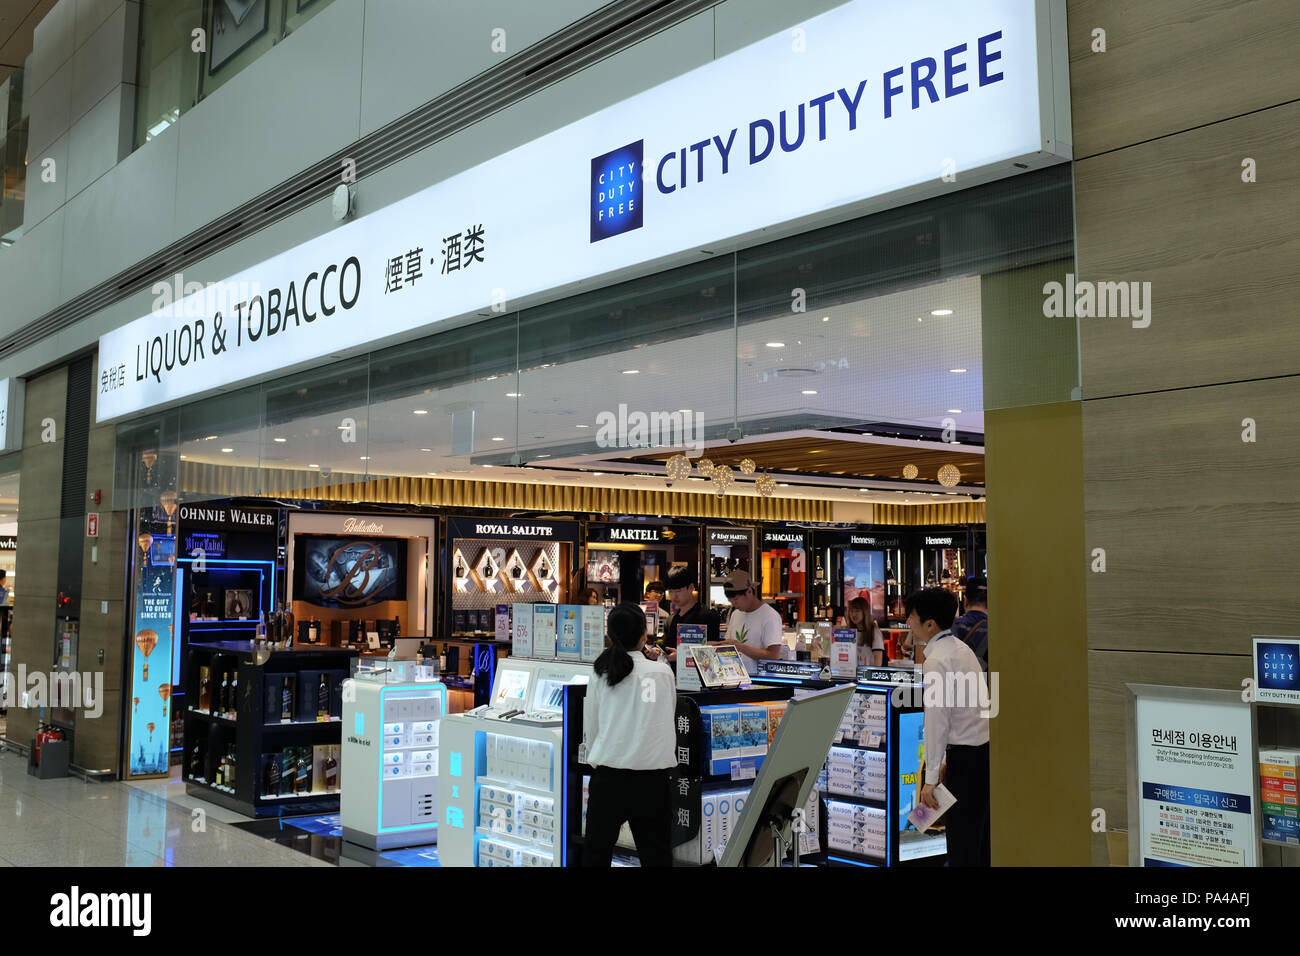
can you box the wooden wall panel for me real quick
[1076,102,1300,398]
[1088,649,1248,865]
[1066,0,1300,158]
[985,402,1089,864]
[1084,378,1300,654]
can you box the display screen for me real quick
[494,668,529,703]
[586,549,621,583]
[843,550,886,622]
[294,536,405,608]
[532,679,568,712]
[897,709,947,861]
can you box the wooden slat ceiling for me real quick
[628,436,985,486]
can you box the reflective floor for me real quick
[0,749,436,866]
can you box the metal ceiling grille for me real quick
[1,0,721,363]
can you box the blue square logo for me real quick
[1258,642,1300,691]
[590,141,643,243]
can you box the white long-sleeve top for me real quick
[583,651,677,770]
[920,630,990,784]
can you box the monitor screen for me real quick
[294,536,406,608]
[843,550,886,622]
[532,678,569,712]
[494,668,530,704]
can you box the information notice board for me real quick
[1128,684,1257,867]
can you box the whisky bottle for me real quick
[199,668,211,711]
[189,741,204,780]
[283,605,293,648]
[317,674,330,720]
[263,753,281,797]
[229,671,238,718]
[281,676,295,721]
[219,671,229,714]
[227,750,236,789]
[323,747,339,792]
[294,753,311,794]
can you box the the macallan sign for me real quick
[342,517,384,534]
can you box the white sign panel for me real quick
[0,378,9,450]
[1132,686,1256,867]
[96,0,1066,422]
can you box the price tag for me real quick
[730,758,757,781]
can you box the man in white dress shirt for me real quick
[907,587,990,866]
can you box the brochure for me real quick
[906,783,956,831]
[676,624,707,691]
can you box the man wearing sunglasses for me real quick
[715,570,785,676]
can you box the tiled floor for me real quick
[0,749,333,867]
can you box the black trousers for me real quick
[944,743,990,866]
[583,766,674,868]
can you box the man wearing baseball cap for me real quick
[715,570,785,675]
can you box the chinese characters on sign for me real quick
[384,225,487,294]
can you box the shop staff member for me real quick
[716,570,784,675]
[847,596,885,667]
[662,568,721,664]
[582,603,677,868]
[907,587,990,866]
[644,581,671,614]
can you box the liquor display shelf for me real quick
[182,641,358,818]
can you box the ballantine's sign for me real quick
[96,0,1064,423]
[342,517,384,534]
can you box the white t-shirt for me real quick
[583,651,677,770]
[726,603,785,674]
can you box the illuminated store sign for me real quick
[97,0,1066,422]
[925,537,954,546]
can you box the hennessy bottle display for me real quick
[316,673,330,720]
[281,675,295,721]
[323,747,339,792]
[263,753,281,798]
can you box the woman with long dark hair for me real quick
[847,596,885,667]
[582,602,677,867]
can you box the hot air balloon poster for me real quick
[128,560,176,777]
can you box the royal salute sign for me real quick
[97,0,1067,422]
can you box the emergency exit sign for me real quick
[86,513,99,537]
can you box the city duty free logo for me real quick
[1257,642,1300,692]
[590,140,643,242]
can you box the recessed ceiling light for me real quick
[948,409,962,414]
[765,342,785,348]
[822,316,829,322]
[931,309,953,316]
[413,409,428,415]
[949,368,967,373]
[536,454,551,459]
[778,483,790,487]
[801,389,818,395]
[506,392,523,398]
[337,424,348,430]
[622,369,639,375]
[481,464,494,468]
[576,424,590,429]
[273,437,287,443]
[592,472,604,477]
[205,435,218,441]
[491,436,505,442]
[221,448,233,453]
[309,464,319,468]
[420,448,432,452]
[917,317,923,323]
[360,456,370,460]
[427,472,437,476]
[179,455,187,460]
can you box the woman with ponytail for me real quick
[582,602,677,867]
